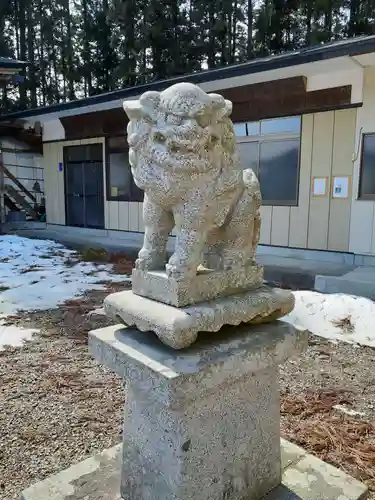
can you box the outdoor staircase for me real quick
[4,184,39,220]
[1,161,43,222]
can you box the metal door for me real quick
[64,144,104,229]
[83,161,104,229]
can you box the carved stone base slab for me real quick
[132,265,264,307]
[103,285,295,349]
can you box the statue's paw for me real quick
[165,263,183,279]
[135,258,150,270]
[135,257,160,271]
[136,253,167,271]
[166,262,198,280]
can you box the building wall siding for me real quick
[328,108,356,251]
[43,108,357,251]
[258,107,356,251]
[288,113,313,248]
[43,142,65,225]
[349,66,375,255]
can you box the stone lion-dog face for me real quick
[123,82,261,280]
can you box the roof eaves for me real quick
[0,57,27,69]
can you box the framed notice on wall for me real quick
[312,176,328,197]
[332,176,350,199]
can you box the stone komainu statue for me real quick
[123,82,261,280]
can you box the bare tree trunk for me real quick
[66,0,75,100]
[17,0,28,107]
[82,0,92,96]
[305,0,313,45]
[247,0,253,58]
[37,0,47,106]
[208,1,216,68]
[232,0,237,61]
[27,5,37,106]
[324,0,333,41]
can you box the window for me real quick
[233,123,247,137]
[359,134,375,200]
[259,139,300,204]
[260,116,301,135]
[106,136,143,202]
[233,116,301,206]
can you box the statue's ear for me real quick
[224,99,232,116]
[207,93,226,109]
[123,100,143,121]
[190,94,225,126]
[216,99,232,121]
[139,91,160,118]
[194,93,227,122]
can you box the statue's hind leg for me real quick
[136,194,174,271]
[220,188,260,271]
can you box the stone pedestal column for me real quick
[89,320,307,500]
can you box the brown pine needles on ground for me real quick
[281,389,375,492]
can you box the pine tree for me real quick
[0,0,374,112]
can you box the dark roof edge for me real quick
[1,35,375,122]
[0,58,27,69]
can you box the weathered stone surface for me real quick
[88,321,307,384]
[280,438,307,470]
[117,82,295,350]
[124,82,261,281]
[132,265,264,307]
[21,445,122,500]
[88,321,307,500]
[103,285,295,349]
[20,426,368,500]
[266,440,368,500]
[120,367,280,500]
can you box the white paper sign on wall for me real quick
[332,176,350,199]
[312,176,328,197]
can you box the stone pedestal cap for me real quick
[89,321,307,400]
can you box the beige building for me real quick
[1,36,375,262]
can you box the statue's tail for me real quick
[243,168,262,208]
[242,168,262,256]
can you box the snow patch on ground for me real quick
[0,316,38,349]
[0,235,126,349]
[3,235,375,351]
[284,290,375,348]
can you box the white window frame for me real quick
[234,117,302,206]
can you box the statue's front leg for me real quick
[166,201,211,280]
[136,194,174,271]
[166,227,207,280]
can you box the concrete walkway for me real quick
[257,254,355,290]
[21,439,367,500]
[315,266,375,300]
[5,223,375,298]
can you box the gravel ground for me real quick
[1,286,375,499]
[0,284,127,500]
